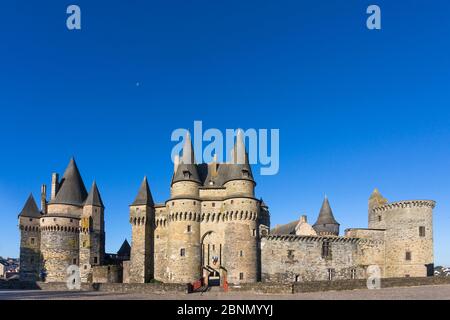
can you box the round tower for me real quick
[40,158,87,282]
[166,132,202,283]
[373,200,435,278]
[222,130,259,283]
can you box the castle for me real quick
[18,132,436,285]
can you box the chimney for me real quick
[300,215,307,223]
[211,154,218,177]
[51,173,59,200]
[41,184,47,214]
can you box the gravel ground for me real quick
[1,284,450,300]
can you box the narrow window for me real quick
[378,215,382,222]
[239,272,244,280]
[240,250,243,257]
[231,200,234,204]
[180,248,186,257]
[322,241,331,258]
[419,226,425,237]
[287,250,294,259]
[327,268,335,281]
[405,251,412,261]
[187,225,191,232]
[212,203,215,207]
[30,238,35,245]
[252,229,256,237]
[84,265,88,270]
[94,257,98,264]
[295,275,300,282]
[73,258,77,265]
[351,269,357,279]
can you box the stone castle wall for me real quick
[260,235,381,283]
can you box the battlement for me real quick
[263,234,383,245]
[373,200,436,213]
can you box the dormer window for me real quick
[183,170,191,179]
[242,170,250,178]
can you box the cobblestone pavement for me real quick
[1,284,450,300]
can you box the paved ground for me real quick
[1,284,450,300]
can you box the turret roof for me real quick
[50,158,88,206]
[18,194,42,218]
[84,181,104,208]
[313,196,339,226]
[131,177,154,206]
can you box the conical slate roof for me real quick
[85,181,104,208]
[172,132,201,185]
[313,196,339,226]
[51,158,88,206]
[117,239,131,257]
[224,129,255,183]
[18,194,42,218]
[131,177,154,206]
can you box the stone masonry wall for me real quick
[261,236,368,283]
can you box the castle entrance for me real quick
[201,231,223,286]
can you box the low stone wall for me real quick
[228,282,293,294]
[3,276,450,294]
[92,265,121,283]
[92,282,187,294]
[293,276,450,293]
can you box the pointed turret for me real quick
[117,239,131,259]
[225,129,255,183]
[50,158,88,206]
[181,132,195,165]
[131,177,154,206]
[313,196,340,236]
[18,194,42,218]
[172,132,201,185]
[85,181,104,208]
[369,188,388,208]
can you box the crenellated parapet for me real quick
[263,234,384,245]
[373,200,436,213]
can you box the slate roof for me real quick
[85,181,104,208]
[18,194,42,218]
[172,130,255,187]
[131,177,154,206]
[313,196,339,226]
[271,220,299,235]
[50,158,88,206]
[117,239,131,257]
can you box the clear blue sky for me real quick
[1,1,449,265]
